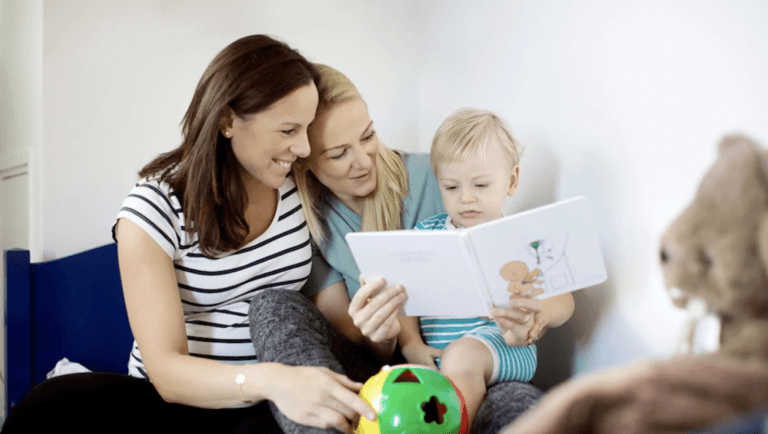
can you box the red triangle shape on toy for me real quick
[393,369,420,383]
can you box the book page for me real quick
[466,196,607,307]
[345,231,491,316]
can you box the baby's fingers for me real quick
[508,295,543,313]
[430,346,444,359]
[493,316,520,333]
[526,315,544,344]
[491,307,530,325]
[526,288,544,298]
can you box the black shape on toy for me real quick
[421,395,447,425]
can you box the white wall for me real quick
[42,0,420,259]
[0,0,42,260]
[0,0,43,159]
[417,0,768,377]
[0,0,43,419]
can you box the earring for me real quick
[224,131,232,138]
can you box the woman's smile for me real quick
[351,170,372,181]
[273,158,294,170]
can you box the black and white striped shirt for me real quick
[114,175,311,379]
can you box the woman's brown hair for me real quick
[138,35,320,256]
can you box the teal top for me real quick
[302,152,445,299]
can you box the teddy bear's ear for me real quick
[758,214,768,278]
[717,134,758,154]
[718,134,768,190]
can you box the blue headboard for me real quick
[4,243,134,414]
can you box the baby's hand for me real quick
[492,307,533,347]
[526,312,544,345]
[491,295,541,347]
[500,324,531,347]
[401,343,443,369]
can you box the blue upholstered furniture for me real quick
[4,243,133,415]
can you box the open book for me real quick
[345,196,607,316]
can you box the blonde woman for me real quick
[287,64,545,433]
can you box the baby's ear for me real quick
[507,165,520,196]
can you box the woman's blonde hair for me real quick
[293,64,409,244]
[430,107,522,175]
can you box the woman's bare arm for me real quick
[117,218,272,408]
[118,219,374,432]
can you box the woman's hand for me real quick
[490,295,542,347]
[401,342,443,369]
[267,364,377,434]
[348,276,407,345]
[502,356,768,434]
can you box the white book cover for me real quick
[345,196,607,316]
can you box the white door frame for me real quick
[0,146,42,261]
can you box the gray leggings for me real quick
[249,289,542,434]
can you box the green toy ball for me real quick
[356,364,468,434]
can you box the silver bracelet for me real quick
[235,372,252,404]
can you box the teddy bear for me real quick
[659,134,768,360]
[499,260,544,297]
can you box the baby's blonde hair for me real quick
[430,107,522,175]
